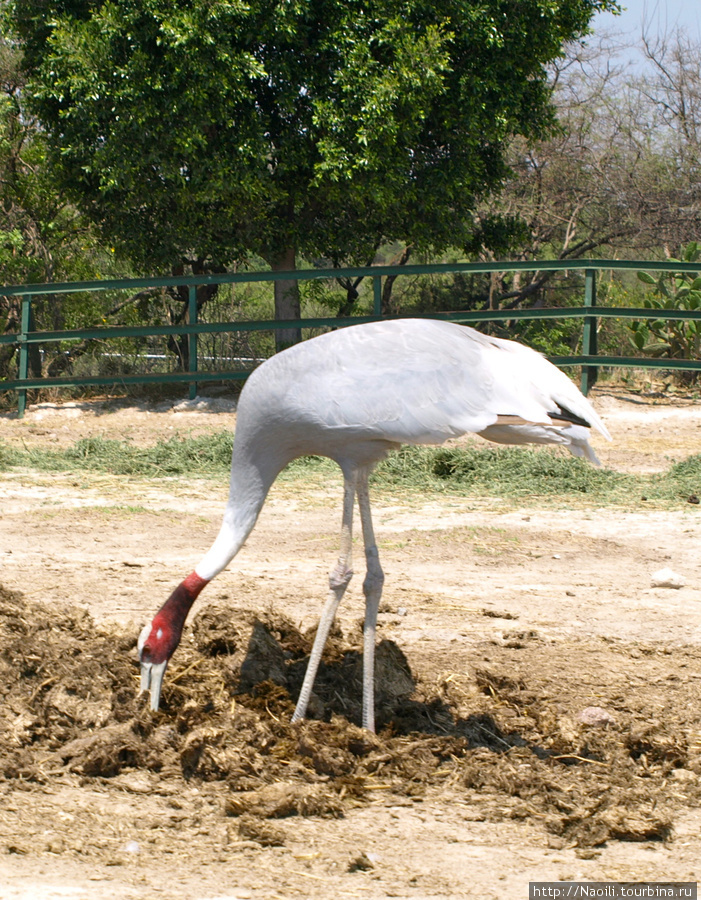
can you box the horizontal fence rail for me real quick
[2,258,701,417]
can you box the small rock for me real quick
[112,773,153,794]
[396,607,408,617]
[224,782,342,819]
[670,768,697,783]
[237,814,285,846]
[482,609,518,620]
[44,836,66,854]
[651,568,686,589]
[578,706,616,727]
[348,852,374,872]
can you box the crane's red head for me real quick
[138,572,208,711]
[138,612,181,665]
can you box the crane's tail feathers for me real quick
[559,424,602,465]
[493,406,610,443]
[549,405,595,430]
[551,402,611,442]
[479,421,603,465]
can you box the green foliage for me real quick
[630,243,701,362]
[0,33,135,383]
[0,43,123,288]
[498,271,590,356]
[508,317,580,358]
[7,0,617,273]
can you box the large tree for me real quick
[9,0,616,348]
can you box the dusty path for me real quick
[1,387,700,899]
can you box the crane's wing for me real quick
[242,319,610,460]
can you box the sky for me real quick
[593,0,701,41]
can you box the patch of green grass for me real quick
[0,442,23,470]
[2,434,701,508]
[281,454,337,480]
[649,454,701,504]
[372,445,634,500]
[0,433,235,477]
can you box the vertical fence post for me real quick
[188,285,198,400]
[581,269,598,396]
[17,295,32,419]
[373,276,382,317]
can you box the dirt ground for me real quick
[1,385,701,899]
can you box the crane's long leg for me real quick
[291,470,356,723]
[357,467,385,733]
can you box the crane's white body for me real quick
[194,319,608,582]
[140,319,610,729]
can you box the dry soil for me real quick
[1,386,701,900]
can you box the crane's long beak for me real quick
[140,659,168,712]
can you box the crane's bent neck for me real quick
[194,442,288,582]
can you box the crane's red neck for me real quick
[141,571,209,664]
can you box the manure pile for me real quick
[1,583,699,850]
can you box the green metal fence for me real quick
[2,257,701,418]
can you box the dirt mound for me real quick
[0,583,697,849]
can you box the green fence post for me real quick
[188,285,197,400]
[17,295,31,418]
[581,269,598,395]
[373,276,382,317]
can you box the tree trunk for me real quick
[336,276,363,317]
[270,246,301,352]
[381,245,412,315]
[0,300,20,380]
[166,264,222,370]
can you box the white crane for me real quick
[139,318,610,731]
